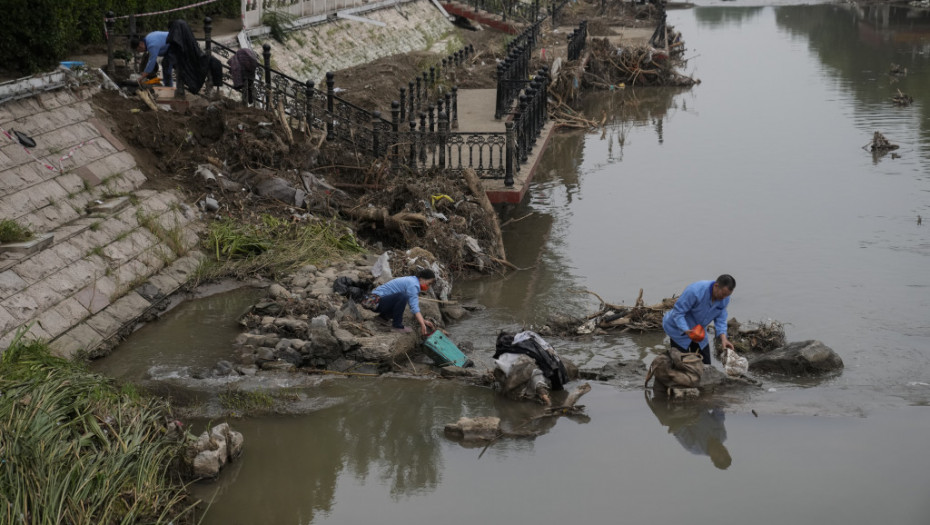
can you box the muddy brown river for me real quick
[92,3,930,523]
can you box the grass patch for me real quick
[137,210,188,257]
[218,388,274,412]
[0,219,34,243]
[0,329,195,524]
[196,214,364,283]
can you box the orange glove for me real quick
[687,325,705,342]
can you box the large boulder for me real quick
[748,340,843,375]
[307,315,342,360]
[187,423,244,479]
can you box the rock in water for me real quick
[748,340,843,375]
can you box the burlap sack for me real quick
[645,347,704,389]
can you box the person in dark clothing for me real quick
[165,19,207,94]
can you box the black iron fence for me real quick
[495,19,542,119]
[397,44,473,127]
[112,15,549,183]
[567,20,587,61]
[548,0,571,27]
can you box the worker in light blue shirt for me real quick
[662,274,736,364]
[366,269,436,335]
[130,31,173,87]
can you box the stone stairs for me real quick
[1,74,204,358]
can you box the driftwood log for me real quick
[462,168,509,264]
[344,207,428,230]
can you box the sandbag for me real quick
[645,347,704,389]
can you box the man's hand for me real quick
[719,334,735,351]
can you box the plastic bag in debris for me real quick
[371,252,392,283]
[723,348,749,377]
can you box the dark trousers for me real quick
[375,292,408,328]
[670,338,711,365]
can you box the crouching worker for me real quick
[493,331,574,406]
[362,269,436,335]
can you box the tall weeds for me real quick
[0,329,196,524]
[198,215,364,282]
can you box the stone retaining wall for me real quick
[0,74,202,358]
[258,0,456,84]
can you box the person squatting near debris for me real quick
[362,269,436,335]
[662,274,736,365]
[131,31,173,86]
[131,20,222,94]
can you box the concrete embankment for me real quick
[0,74,202,358]
[0,0,456,360]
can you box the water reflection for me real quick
[693,6,765,28]
[645,391,732,470]
[775,4,930,160]
[192,380,500,524]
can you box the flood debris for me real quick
[868,131,899,153]
[492,330,575,405]
[889,62,908,77]
[547,288,677,336]
[892,89,913,106]
[726,318,786,353]
[444,382,592,449]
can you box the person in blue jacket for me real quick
[130,31,173,87]
[662,274,736,365]
[366,269,436,335]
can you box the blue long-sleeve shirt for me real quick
[662,280,729,349]
[142,31,169,74]
[372,276,422,314]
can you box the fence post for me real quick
[106,12,115,75]
[495,63,505,119]
[372,111,382,157]
[305,80,314,132]
[429,66,435,87]
[451,86,459,129]
[399,87,407,122]
[505,121,515,187]
[203,17,213,92]
[419,112,427,163]
[326,71,335,141]
[391,101,400,169]
[263,44,272,109]
[438,112,447,169]
[204,17,213,55]
[409,119,417,171]
[415,77,421,111]
[518,94,528,162]
[526,83,538,148]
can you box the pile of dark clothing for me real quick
[332,276,375,302]
[167,19,222,94]
[493,331,570,404]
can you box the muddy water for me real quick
[99,3,930,524]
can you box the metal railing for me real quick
[567,20,587,61]
[114,15,548,183]
[495,19,542,119]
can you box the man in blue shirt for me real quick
[662,274,736,365]
[130,31,173,87]
[367,269,436,335]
